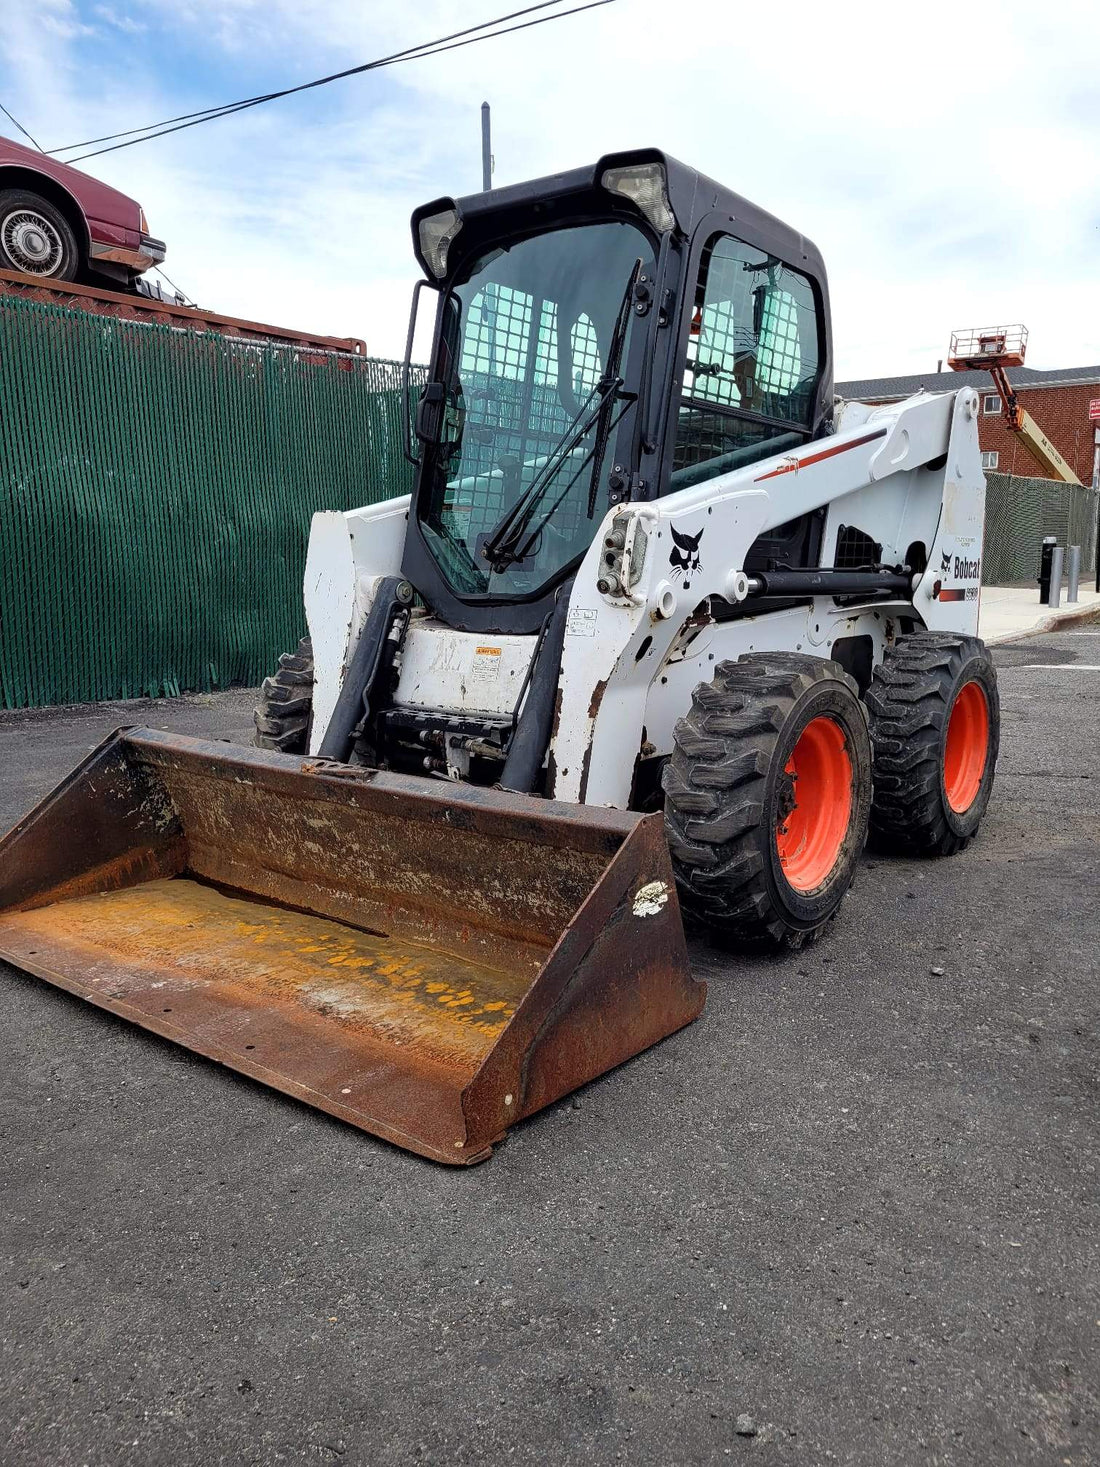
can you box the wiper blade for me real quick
[481,257,643,573]
[504,393,632,568]
[479,377,615,572]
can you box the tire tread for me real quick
[867,631,998,856]
[253,637,314,752]
[663,653,867,951]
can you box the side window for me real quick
[673,234,822,488]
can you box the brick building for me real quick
[836,363,1100,482]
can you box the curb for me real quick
[984,597,1100,646]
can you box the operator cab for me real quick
[403,148,834,636]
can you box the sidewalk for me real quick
[979,582,1100,644]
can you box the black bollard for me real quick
[1038,535,1057,604]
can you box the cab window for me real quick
[672,235,822,489]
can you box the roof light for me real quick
[418,207,462,279]
[601,162,675,233]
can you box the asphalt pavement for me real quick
[1,634,1098,1466]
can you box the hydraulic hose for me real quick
[318,576,409,763]
[498,585,571,793]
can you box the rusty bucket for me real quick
[0,729,703,1163]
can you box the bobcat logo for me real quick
[670,525,704,586]
[940,549,952,573]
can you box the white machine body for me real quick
[304,386,985,808]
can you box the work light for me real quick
[418,207,462,279]
[600,161,675,233]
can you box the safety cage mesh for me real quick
[439,283,605,557]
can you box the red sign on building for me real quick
[1090,399,1100,421]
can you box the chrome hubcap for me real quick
[2,209,64,275]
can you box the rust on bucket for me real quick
[0,729,704,1163]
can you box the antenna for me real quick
[481,101,493,191]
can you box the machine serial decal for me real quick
[934,586,978,602]
[669,525,703,585]
[566,607,598,637]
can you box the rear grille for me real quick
[833,524,881,570]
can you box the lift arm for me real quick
[988,365,1082,484]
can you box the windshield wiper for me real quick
[480,258,643,574]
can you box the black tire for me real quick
[866,631,999,857]
[663,653,873,951]
[0,189,80,281]
[254,638,314,753]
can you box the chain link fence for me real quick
[0,296,418,708]
[982,471,1099,585]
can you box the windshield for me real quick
[418,220,655,598]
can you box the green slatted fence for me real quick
[983,471,1100,585]
[0,296,417,708]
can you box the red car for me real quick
[0,134,165,289]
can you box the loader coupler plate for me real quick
[0,729,704,1163]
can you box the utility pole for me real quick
[481,101,493,192]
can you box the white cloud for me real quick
[2,0,1099,375]
[92,6,148,36]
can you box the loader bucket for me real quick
[0,729,703,1164]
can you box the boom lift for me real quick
[948,325,1082,484]
[0,151,1001,1163]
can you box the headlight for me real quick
[418,207,462,279]
[601,162,675,234]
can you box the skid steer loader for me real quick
[0,150,1000,1164]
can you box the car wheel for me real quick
[0,189,80,281]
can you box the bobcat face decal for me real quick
[670,525,704,586]
[940,549,952,573]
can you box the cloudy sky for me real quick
[3,0,1099,380]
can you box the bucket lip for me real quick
[119,726,647,848]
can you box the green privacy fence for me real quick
[5,296,1096,712]
[983,471,1099,585]
[0,296,416,708]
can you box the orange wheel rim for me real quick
[775,716,853,893]
[943,680,989,813]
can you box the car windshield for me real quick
[418,220,655,598]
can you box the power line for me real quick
[0,101,43,152]
[64,2,614,164]
[67,1,617,162]
[50,0,566,156]
[54,1,614,163]
[153,265,196,306]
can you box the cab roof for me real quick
[411,146,826,286]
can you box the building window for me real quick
[981,450,999,469]
[983,394,1001,414]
